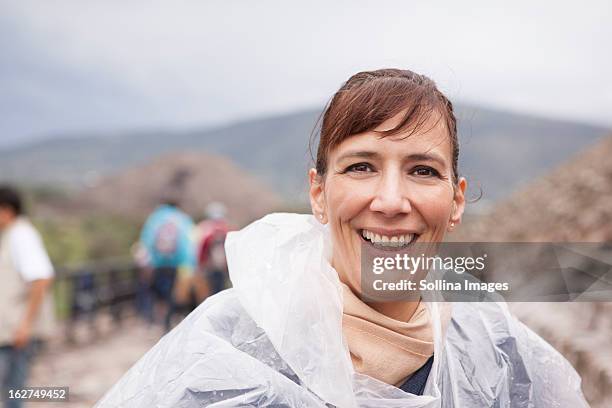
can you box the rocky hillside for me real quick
[457,136,612,241]
[74,151,283,225]
[455,136,612,407]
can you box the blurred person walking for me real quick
[194,202,232,301]
[130,242,154,324]
[139,196,196,332]
[0,186,55,408]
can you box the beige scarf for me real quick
[342,283,450,386]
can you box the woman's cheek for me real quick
[326,179,373,221]
[325,179,370,288]
[411,184,454,230]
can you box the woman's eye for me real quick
[411,166,440,177]
[346,163,373,173]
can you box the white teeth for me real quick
[360,230,417,247]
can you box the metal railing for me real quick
[53,258,139,342]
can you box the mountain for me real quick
[1,104,608,205]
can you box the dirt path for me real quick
[26,318,162,407]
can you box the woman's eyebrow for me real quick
[405,153,447,166]
[335,150,380,161]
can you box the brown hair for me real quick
[0,185,23,216]
[312,68,459,184]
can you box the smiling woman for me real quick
[309,70,466,313]
[95,69,589,408]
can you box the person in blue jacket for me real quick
[139,197,196,331]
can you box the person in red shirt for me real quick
[194,202,232,301]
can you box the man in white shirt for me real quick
[0,186,55,408]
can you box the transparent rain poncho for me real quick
[96,213,588,407]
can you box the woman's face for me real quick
[309,112,467,291]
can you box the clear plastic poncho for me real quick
[96,213,588,407]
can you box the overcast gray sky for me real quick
[1,0,610,147]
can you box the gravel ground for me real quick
[26,316,162,408]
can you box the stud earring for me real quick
[319,214,324,220]
[450,222,455,228]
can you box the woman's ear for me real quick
[450,177,467,227]
[308,168,327,223]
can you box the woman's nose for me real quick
[369,171,412,217]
